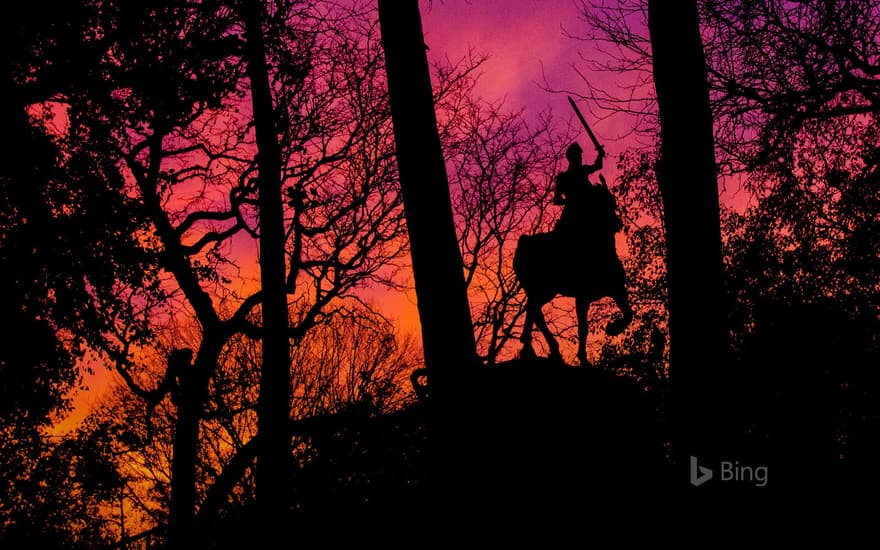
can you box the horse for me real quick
[513,231,633,365]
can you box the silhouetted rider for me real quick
[554,141,605,228]
[552,141,623,282]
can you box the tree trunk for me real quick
[241,0,291,531]
[166,349,212,548]
[648,0,728,462]
[377,0,478,402]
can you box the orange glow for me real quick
[54,0,676,430]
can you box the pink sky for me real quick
[423,0,585,109]
[369,1,604,336]
[56,2,629,432]
[422,1,649,179]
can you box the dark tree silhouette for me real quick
[83,304,420,542]
[577,0,880,482]
[0,0,411,544]
[648,1,728,460]
[575,0,880,173]
[239,0,292,531]
[700,0,880,174]
[0,4,160,544]
[378,0,479,402]
[721,131,880,486]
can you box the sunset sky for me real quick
[323,1,613,333]
[424,0,654,153]
[61,0,620,430]
[15,3,875,535]
[376,0,621,326]
[425,0,585,110]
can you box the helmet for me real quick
[565,142,582,161]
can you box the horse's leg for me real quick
[606,283,634,337]
[519,302,537,359]
[532,302,563,363]
[576,296,590,366]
